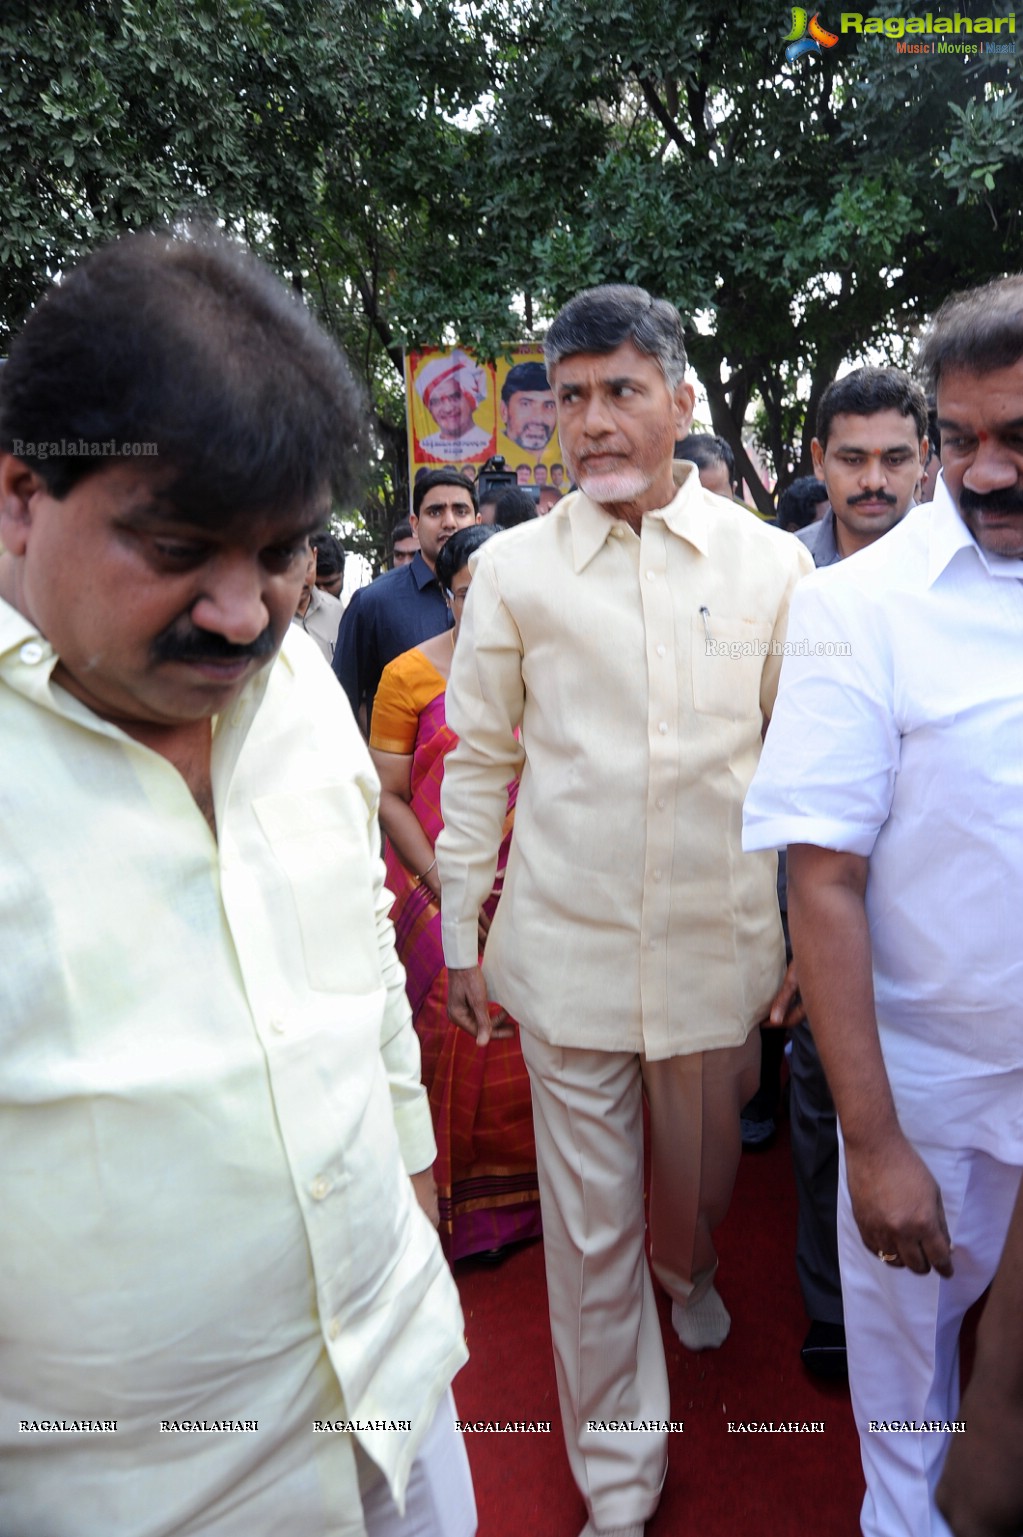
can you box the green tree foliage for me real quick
[3,2,1022,517]
[395,0,1023,505]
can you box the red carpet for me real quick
[453,1114,865,1536]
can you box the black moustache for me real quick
[150,626,277,666]
[848,492,898,507]
[959,487,1023,517]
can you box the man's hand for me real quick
[410,1167,439,1228]
[446,965,510,1046]
[845,1133,954,1277]
[767,957,805,1028]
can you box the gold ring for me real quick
[877,1250,898,1264]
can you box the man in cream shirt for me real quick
[0,228,473,1537]
[437,285,811,1537]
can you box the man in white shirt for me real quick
[0,227,474,1537]
[437,284,811,1537]
[789,366,929,1381]
[292,538,345,662]
[743,276,1023,1537]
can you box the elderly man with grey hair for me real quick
[437,284,811,1537]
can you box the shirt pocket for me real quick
[253,785,382,995]
[690,614,773,720]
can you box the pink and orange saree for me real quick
[374,654,541,1261]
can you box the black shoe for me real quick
[473,1246,509,1266]
[740,1115,776,1151]
[800,1320,847,1381]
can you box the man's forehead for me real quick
[417,489,473,512]
[127,491,327,542]
[511,388,555,403]
[825,410,922,450]
[550,339,666,382]
[937,361,1023,424]
[429,378,462,400]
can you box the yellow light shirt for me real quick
[0,604,466,1536]
[438,468,813,1059]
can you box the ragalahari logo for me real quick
[784,8,840,60]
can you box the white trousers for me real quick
[838,1138,1021,1537]
[358,1390,476,1537]
[520,1028,759,1532]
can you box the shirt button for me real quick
[658,721,669,735]
[19,642,45,665]
[653,869,663,883]
[647,939,657,951]
[656,798,666,811]
[656,644,666,658]
[311,1175,331,1201]
[646,570,657,581]
[269,1016,286,1034]
[327,1318,341,1341]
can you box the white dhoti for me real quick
[838,1137,1022,1537]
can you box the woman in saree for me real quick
[369,523,541,1262]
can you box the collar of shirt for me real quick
[797,508,841,568]
[927,472,1023,587]
[410,550,441,590]
[567,460,709,573]
[0,592,282,789]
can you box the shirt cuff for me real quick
[742,813,880,858]
[392,1094,438,1175]
[441,914,480,972]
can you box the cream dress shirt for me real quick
[743,479,1023,1161]
[292,583,346,663]
[0,603,466,1536]
[437,466,813,1059]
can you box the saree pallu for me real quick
[385,688,541,1261]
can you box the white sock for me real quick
[671,1284,731,1350]
[578,1523,645,1537]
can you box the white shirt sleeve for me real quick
[742,571,901,856]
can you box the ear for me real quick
[918,435,930,467]
[672,381,696,439]
[0,455,47,557]
[810,438,827,483]
[408,510,420,534]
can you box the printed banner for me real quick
[405,344,567,499]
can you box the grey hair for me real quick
[918,274,1023,392]
[543,284,688,390]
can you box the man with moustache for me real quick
[437,285,811,1537]
[802,366,928,564]
[497,359,558,462]
[744,277,1023,1537]
[0,228,473,1537]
